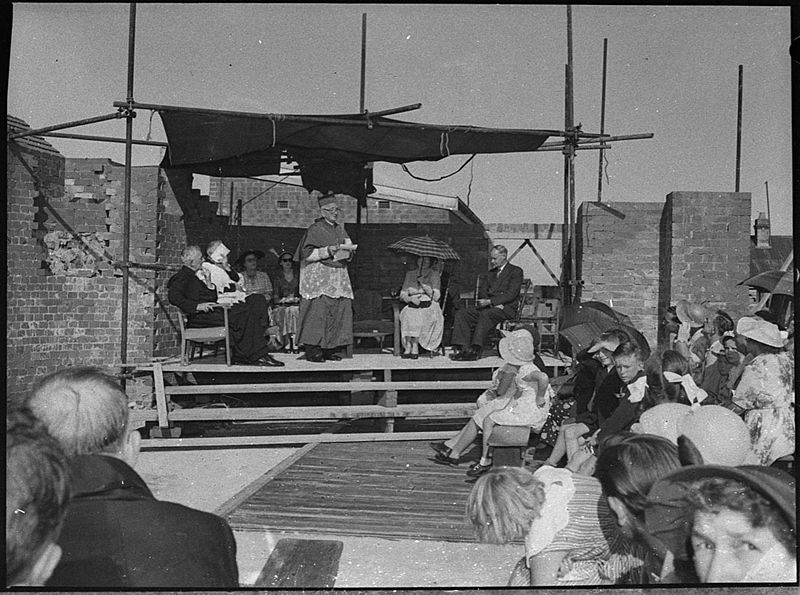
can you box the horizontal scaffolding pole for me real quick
[538,132,654,148]
[536,144,614,152]
[114,100,600,139]
[41,131,168,147]
[7,111,127,140]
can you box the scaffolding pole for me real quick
[120,2,136,380]
[7,111,126,140]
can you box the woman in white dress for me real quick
[398,256,444,358]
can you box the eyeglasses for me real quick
[280,258,293,263]
[321,207,341,213]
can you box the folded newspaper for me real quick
[217,291,247,305]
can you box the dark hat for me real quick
[235,249,265,266]
[645,464,796,561]
[318,191,337,207]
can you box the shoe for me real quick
[460,349,479,361]
[429,442,451,457]
[449,350,466,361]
[306,352,325,362]
[466,461,493,478]
[254,354,285,367]
[291,348,301,354]
[432,452,460,466]
[401,353,413,359]
[409,353,418,360]
[324,352,342,361]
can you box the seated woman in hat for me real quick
[430,329,553,478]
[271,251,301,353]
[646,464,796,583]
[398,254,444,358]
[729,316,794,466]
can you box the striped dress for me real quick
[514,467,647,586]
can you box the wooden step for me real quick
[163,379,492,395]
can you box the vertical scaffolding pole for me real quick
[566,5,576,307]
[120,2,136,379]
[562,64,571,309]
[735,64,743,192]
[597,38,608,203]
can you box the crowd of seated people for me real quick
[7,296,794,588]
[463,299,795,586]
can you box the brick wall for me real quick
[209,177,450,226]
[577,202,664,348]
[666,191,752,322]
[6,126,157,402]
[577,192,752,352]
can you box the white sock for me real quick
[479,457,492,466]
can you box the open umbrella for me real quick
[387,236,460,261]
[738,269,794,297]
[560,300,631,330]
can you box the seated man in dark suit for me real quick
[168,243,283,366]
[6,405,70,587]
[450,245,524,361]
[25,367,240,588]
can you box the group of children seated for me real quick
[429,305,795,585]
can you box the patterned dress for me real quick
[732,351,795,465]
[511,467,647,586]
[473,363,553,431]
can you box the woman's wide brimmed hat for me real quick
[675,300,709,327]
[235,249,265,265]
[645,465,796,562]
[736,316,784,348]
[498,329,535,366]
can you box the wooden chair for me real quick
[488,279,532,351]
[176,304,232,366]
[351,289,395,356]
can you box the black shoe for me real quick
[466,461,493,477]
[461,349,479,361]
[432,452,460,466]
[429,442,451,457]
[324,352,342,361]
[306,351,325,362]
[401,353,413,359]
[254,354,285,367]
[449,349,466,361]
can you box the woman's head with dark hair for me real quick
[595,434,681,535]
[641,351,692,411]
[466,466,546,544]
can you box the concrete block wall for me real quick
[666,191,752,322]
[577,202,664,348]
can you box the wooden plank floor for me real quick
[225,440,498,543]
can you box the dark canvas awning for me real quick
[158,107,553,202]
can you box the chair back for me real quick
[512,279,532,324]
[353,288,385,322]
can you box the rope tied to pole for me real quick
[145,110,155,141]
[401,154,476,182]
[439,131,452,157]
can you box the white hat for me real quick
[736,316,784,348]
[498,329,535,366]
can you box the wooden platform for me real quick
[223,440,502,543]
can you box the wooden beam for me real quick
[163,380,492,395]
[139,430,458,450]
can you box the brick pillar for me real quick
[577,202,664,349]
[665,191,751,324]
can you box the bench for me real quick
[254,538,343,588]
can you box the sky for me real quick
[7,4,793,234]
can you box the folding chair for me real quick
[176,304,232,366]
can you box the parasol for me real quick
[387,236,460,261]
[738,269,795,297]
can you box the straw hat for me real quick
[736,316,784,348]
[675,300,709,327]
[645,465,796,562]
[498,329,535,366]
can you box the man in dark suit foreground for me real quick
[450,245,524,361]
[25,367,239,588]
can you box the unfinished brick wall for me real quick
[577,192,752,352]
[209,177,450,226]
[6,123,157,402]
[577,202,664,348]
[666,191,752,322]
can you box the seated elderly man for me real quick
[6,405,70,587]
[168,243,283,366]
[25,367,240,588]
[450,245,524,361]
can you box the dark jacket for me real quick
[486,263,524,318]
[168,265,220,316]
[47,454,239,588]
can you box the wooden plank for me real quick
[153,362,169,427]
[212,420,349,517]
[254,538,343,588]
[158,403,475,422]
[139,430,455,450]
[163,380,492,395]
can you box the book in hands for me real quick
[333,243,357,261]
